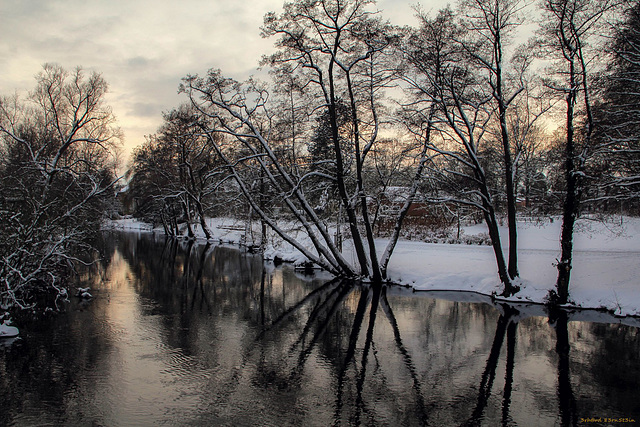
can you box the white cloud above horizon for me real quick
[0,0,448,163]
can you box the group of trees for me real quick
[4,0,637,312]
[128,0,639,303]
[126,105,222,239]
[0,64,121,311]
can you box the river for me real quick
[1,232,638,426]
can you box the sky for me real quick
[0,0,451,165]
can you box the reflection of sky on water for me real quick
[1,232,639,426]
[96,248,200,425]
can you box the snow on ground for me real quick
[384,216,640,317]
[0,322,19,338]
[356,216,639,318]
[106,217,154,232]
[105,215,640,317]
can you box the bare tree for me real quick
[401,8,523,295]
[451,0,555,281]
[179,0,430,283]
[128,135,182,235]
[183,72,354,276]
[260,0,400,282]
[128,105,229,239]
[160,105,217,239]
[0,64,121,310]
[458,0,530,281]
[538,0,620,303]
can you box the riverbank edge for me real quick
[102,217,640,319]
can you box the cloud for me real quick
[129,101,163,118]
[127,56,150,67]
[1,0,444,159]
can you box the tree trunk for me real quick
[499,98,519,281]
[556,153,579,304]
[484,207,513,294]
[494,8,519,280]
[183,200,195,238]
[194,195,212,240]
[161,212,170,236]
[346,71,382,283]
[556,64,579,305]
[474,155,516,296]
[172,215,179,236]
[328,54,370,277]
[380,105,435,279]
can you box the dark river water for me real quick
[1,232,639,426]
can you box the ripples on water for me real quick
[1,232,639,426]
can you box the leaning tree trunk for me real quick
[193,195,212,240]
[473,149,517,296]
[474,162,517,296]
[484,203,514,295]
[380,106,436,279]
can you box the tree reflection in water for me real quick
[465,305,519,427]
[1,232,639,426]
[551,309,578,427]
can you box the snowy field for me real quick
[106,216,640,317]
[384,217,640,317]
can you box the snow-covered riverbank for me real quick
[105,216,640,317]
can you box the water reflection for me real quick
[1,232,639,426]
[465,305,519,427]
[552,310,578,427]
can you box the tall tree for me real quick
[261,0,397,282]
[402,8,521,295]
[538,0,619,303]
[458,0,529,281]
